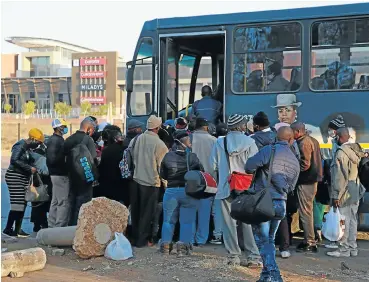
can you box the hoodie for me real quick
[330,143,366,207]
[250,129,276,150]
[209,131,258,200]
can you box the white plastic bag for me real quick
[322,207,345,242]
[104,232,133,261]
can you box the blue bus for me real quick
[125,3,369,226]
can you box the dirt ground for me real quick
[2,233,369,282]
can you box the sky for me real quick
[1,0,367,62]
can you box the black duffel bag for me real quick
[230,146,276,225]
[184,152,217,199]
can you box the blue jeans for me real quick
[212,198,222,238]
[194,197,213,244]
[161,188,199,244]
[252,200,286,282]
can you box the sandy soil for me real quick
[2,234,369,282]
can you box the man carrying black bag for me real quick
[244,126,300,282]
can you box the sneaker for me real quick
[326,250,350,257]
[2,228,16,237]
[241,259,262,269]
[159,243,170,255]
[209,237,222,245]
[296,242,318,253]
[324,242,339,249]
[227,256,241,266]
[17,230,30,238]
[280,250,291,259]
[176,242,191,257]
[350,249,358,257]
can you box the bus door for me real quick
[160,37,180,121]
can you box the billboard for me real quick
[80,84,106,91]
[80,71,107,78]
[80,58,107,66]
[80,96,106,104]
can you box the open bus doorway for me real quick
[159,32,225,122]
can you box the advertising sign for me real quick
[80,71,107,78]
[80,58,107,66]
[80,84,106,91]
[80,96,106,104]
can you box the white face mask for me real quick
[97,140,104,147]
[328,129,336,138]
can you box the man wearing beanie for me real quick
[210,114,261,267]
[130,115,168,247]
[191,118,221,245]
[251,112,276,150]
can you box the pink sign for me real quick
[80,71,106,78]
[80,58,107,66]
[80,96,106,104]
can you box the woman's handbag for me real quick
[25,173,50,203]
[230,146,276,225]
[224,136,253,195]
[184,152,217,199]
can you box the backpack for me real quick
[359,156,369,192]
[119,134,140,179]
[68,135,98,186]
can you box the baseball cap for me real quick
[52,118,67,129]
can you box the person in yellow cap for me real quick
[3,128,44,238]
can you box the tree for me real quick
[81,101,91,117]
[55,102,72,118]
[22,101,36,123]
[96,104,108,116]
[4,103,12,115]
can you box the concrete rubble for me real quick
[1,247,47,278]
[73,197,129,259]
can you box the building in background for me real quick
[1,36,212,115]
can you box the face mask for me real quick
[62,127,68,135]
[29,141,39,149]
[328,129,336,138]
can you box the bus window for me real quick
[195,57,212,101]
[128,38,154,116]
[310,18,369,91]
[232,23,302,93]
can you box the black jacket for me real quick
[98,143,125,201]
[8,139,34,176]
[160,150,203,188]
[46,133,67,176]
[64,131,97,160]
[251,130,276,150]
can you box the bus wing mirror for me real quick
[126,67,134,92]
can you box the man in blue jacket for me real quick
[245,126,300,282]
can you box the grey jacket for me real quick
[30,152,49,176]
[245,141,300,200]
[330,143,366,207]
[191,130,217,178]
[209,131,258,200]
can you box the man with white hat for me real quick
[46,118,70,228]
[209,114,261,267]
[130,115,168,247]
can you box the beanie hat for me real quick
[253,111,270,127]
[328,115,345,130]
[227,114,246,129]
[127,119,144,130]
[174,117,188,131]
[147,115,162,130]
[29,128,45,142]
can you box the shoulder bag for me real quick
[224,136,253,196]
[230,146,276,225]
[25,173,50,203]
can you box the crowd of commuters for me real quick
[3,85,368,282]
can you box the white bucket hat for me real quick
[272,94,302,108]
